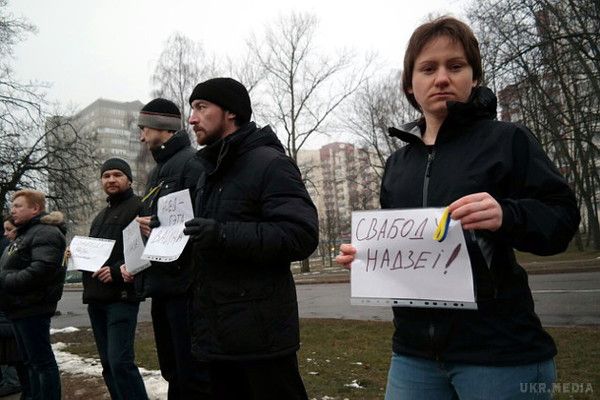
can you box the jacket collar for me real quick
[106,187,134,207]
[197,122,285,175]
[388,86,497,144]
[151,130,191,163]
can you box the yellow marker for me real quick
[433,207,451,242]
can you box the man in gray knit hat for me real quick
[121,98,210,399]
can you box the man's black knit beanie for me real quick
[138,98,181,131]
[101,158,133,182]
[188,77,252,124]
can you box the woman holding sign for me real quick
[336,16,580,400]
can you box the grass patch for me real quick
[53,320,599,399]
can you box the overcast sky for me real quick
[9,0,467,111]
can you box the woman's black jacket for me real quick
[382,87,580,366]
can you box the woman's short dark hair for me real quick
[402,16,483,111]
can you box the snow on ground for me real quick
[343,379,364,389]
[52,342,168,399]
[50,326,80,334]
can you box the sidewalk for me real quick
[62,257,600,290]
[292,257,600,285]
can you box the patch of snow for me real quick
[344,379,364,389]
[308,371,319,375]
[50,326,80,334]
[350,361,363,365]
[52,343,168,399]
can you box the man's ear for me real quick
[225,111,237,122]
[32,203,42,215]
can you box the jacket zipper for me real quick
[423,146,439,358]
[422,147,436,207]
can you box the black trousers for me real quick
[151,296,211,399]
[210,353,308,400]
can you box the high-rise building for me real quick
[51,98,154,235]
[297,142,379,262]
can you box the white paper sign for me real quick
[67,236,115,272]
[351,208,475,308]
[141,189,193,262]
[122,219,151,274]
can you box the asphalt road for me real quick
[52,271,600,329]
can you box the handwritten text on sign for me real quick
[351,208,475,304]
[122,219,151,274]
[67,236,115,272]
[141,189,193,262]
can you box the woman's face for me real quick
[3,221,16,242]
[408,35,477,121]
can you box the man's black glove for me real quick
[184,218,223,249]
[149,215,160,228]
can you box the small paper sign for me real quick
[67,236,115,272]
[141,189,193,262]
[122,219,151,274]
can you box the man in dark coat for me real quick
[83,158,148,399]
[185,77,319,399]
[0,189,66,400]
[121,98,209,399]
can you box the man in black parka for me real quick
[0,189,65,400]
[84,158,147,399]
[121,98,209,399]
[185,78,319,399]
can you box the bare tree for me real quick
[1,1,95,222]
[151,32,218,136]
[248,12,374,163]
[247,12,374,272]
[467,0,600,250]
[344,70,418,180]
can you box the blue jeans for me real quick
[11,314,60,400]
[88,302,148,400]
[385,353,556,400]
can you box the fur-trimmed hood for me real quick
[40,211,64,226]
[17,211,67,235]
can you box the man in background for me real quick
[0,189,66,400]
[83,158,147,399]
[122,98,209,399]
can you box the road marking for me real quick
[532,289,600,294]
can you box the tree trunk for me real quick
[300,258,310,273]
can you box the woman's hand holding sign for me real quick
[448,192,503,232]
[335,243,357,270]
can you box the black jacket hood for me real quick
[389,86,498,144]
[151,129,191,163]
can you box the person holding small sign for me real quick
[123,98,210,399]
[336,16,580,400]
[82,158,148,399]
